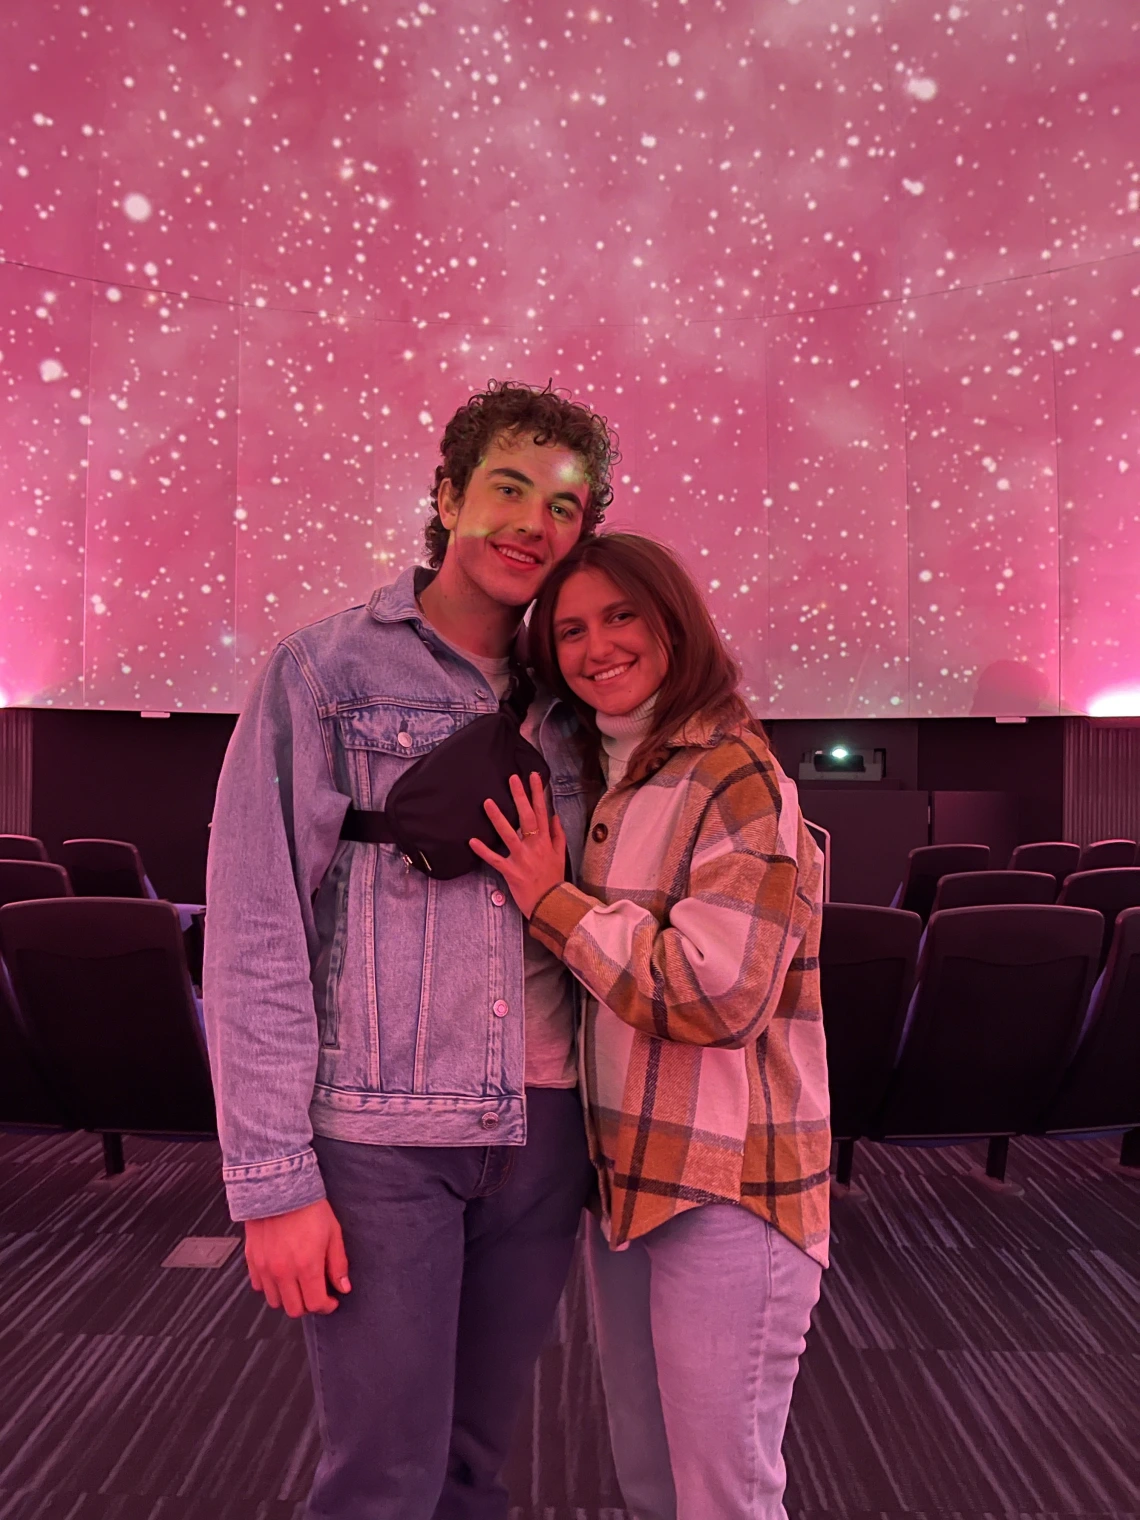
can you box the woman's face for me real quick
[552,568,670,717]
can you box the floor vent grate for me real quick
[161,1235,242,1269]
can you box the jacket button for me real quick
[480,1112,500,1130]
[591,823,609,843]
[397,731,413,749]
[490,890,506,907]
[492,998,509,1017]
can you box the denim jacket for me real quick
[203,566,589,1221]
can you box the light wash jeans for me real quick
[586,1205,822,1520]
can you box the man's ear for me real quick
[437,476,462,531]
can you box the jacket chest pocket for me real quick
[336,705,462,808]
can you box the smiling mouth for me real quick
[492,542,543,570]
[589,662,635,684]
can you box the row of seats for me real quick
[0,836,162,903]
[822,902,1140,1186]
[895,837,1140,928]
[934,868,1140,971]
[0,836,206,984]
[2,894,1136,1188]
[1012,838,1139,877]
[0,898,214,1175]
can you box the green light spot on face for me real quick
[556,457,586,486]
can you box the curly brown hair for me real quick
[425,379,620,569]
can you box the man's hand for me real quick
[244,1198,351,1318]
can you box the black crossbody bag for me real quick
[339,665,550,880]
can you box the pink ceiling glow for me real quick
[1,0,1138,716]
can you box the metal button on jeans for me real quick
[491,890,506,907]
[480,1112,500,1130]
[397,731,413,749]
[492,999,509,1017]
[591,823,609,843]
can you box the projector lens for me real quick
[814,748,865,773]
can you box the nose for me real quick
[512,493,545,539]
[585,624,616,666]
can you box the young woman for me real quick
[469,532,829,1520]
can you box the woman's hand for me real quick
[469,771,567,919]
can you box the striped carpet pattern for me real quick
[0,1129,1136,1519]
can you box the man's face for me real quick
[436,432,589,608]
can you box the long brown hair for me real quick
[529,532,752,782]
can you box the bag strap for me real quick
[338,655,537,848]
[502,654,536,723]
[340,808,395,845]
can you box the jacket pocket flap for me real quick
[336,705,459,757]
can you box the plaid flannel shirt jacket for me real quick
[529,718,830,1267]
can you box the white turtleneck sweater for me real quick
[595,695,657,788]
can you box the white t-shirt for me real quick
[425,627,578,1089]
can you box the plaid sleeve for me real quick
[529,746,813,1049]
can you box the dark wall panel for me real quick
[931,790,1019,869]
[26,711,1068,909]
[771,714,1066,902]
[797,791,931,907]
[31,711,236,903]
[917,717,1065,843]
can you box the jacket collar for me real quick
[366,564,435,627]
[365,563,573,727]
[663,712,738,751]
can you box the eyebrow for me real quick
[554,599,634,631]
[486,467,585,513]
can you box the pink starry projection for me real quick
[1,0,1138,717]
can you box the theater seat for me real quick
[0,835,49,863]
[931,870,1056,913]
[1076,839,1136,873]
[1035,908,1140,1168]
[819,903,922,1187]
[0,897,217,1175]
[0,959,74,1132]
[1056,868,1140,971]
[0,861,73,909]
[871,904,1102,1182]
[893,844,991,922]
[1008,841,1079,894]
[60,838,150,899]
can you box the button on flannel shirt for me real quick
[529,719,830,1266]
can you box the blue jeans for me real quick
[302,1088,594,1520]
[586,1205,822,1520]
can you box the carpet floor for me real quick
[0,1129,1136,1518]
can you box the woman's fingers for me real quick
[469,836,508,870]
[480,776,553,860]
[483,796,522,850]
[528,771,550,836]
[508,773,540,837]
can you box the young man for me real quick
[203,381,618,1519]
